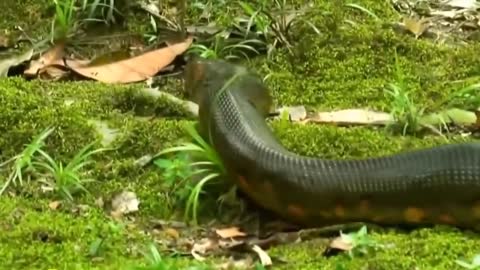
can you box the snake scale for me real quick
[184,56,480,229]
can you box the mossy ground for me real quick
[1,0,480,269]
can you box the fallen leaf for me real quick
[88,120,119,147]
[94,197,104,208]
[191,238,218,261]
[420,108,477,127]
[68,36,193,83]
[164,227,180,239]
[252,245,272,266]
[276,105,307,121]
[402,17,430,38]
[24,42,65,76]
[111,191,140,215]
[430,10,459,19]
[445,0,479,9]
[329,235,353,251]
[215,227,247,239]
[307,109,393,125]
[0,48,33,77]
[48,201,61,210]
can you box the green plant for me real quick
[33,141,109,201]
[155,123,226,225]
[456,254,480,269]
[187,31,263,60]
[384,52,424,135]
[50,0,119,42]
[339,226,382,258]
[51,0,77,41]
[237,0,321,56]
[144,15,159,44]
[444,81,480,110]
[0,127,55,195]
[129,243,210,270]
[82,0,119,25]
[154,153,194,202]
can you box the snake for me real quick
[183,56,480,229]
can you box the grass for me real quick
[33,140,110,201]
[154,123,227,225]
[338,226,384,258]
[50,0,119,42]
[0,126,108,201]
[3,0,480,269]
[384,52,424,135]
[187,32,264,60]
[0,126,55,195]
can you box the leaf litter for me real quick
[391,0,480,42]
[21,36,192,83]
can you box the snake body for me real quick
[184,57,480,229]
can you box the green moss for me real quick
[270,121,470,159]
[269,226,480,270]
[2,0,480,269]
[0,0,50,33]
[253,3,480,114]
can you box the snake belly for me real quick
[184,57,480,229]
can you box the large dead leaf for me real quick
[24,42,89,80]
[445,0,479,9]
[215,227,247,239]
[402,16,431,38]
[24,42,65,76]
[306,109,394,125]
[68,36,193,83]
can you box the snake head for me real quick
[183,56,274,117]
[183,54,208,104]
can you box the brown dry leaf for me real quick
[430,10,459,19]
[191,238,218,261]
[69,36,193,83]
[24,42,66,76]
[329,236,353,251]
[111,191,140,215]
[215,227,247,239]
[48,200,61,210]
[445,0,479,9]
[402,17,430,38]
[164,227,180,239]
[306,109,393,125]
[251,245,272,267]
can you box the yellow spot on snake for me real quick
[287,204,306,219]
[319,211,331,218]
[260,180,279,209]
[334,204,346,217]
[472,202,480,218]
[438,214,455,224]
[404,207,425,223]
[358,200,370,213]
[262,181,274,194]
[237,175,251,193]
[372,216,384,222]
